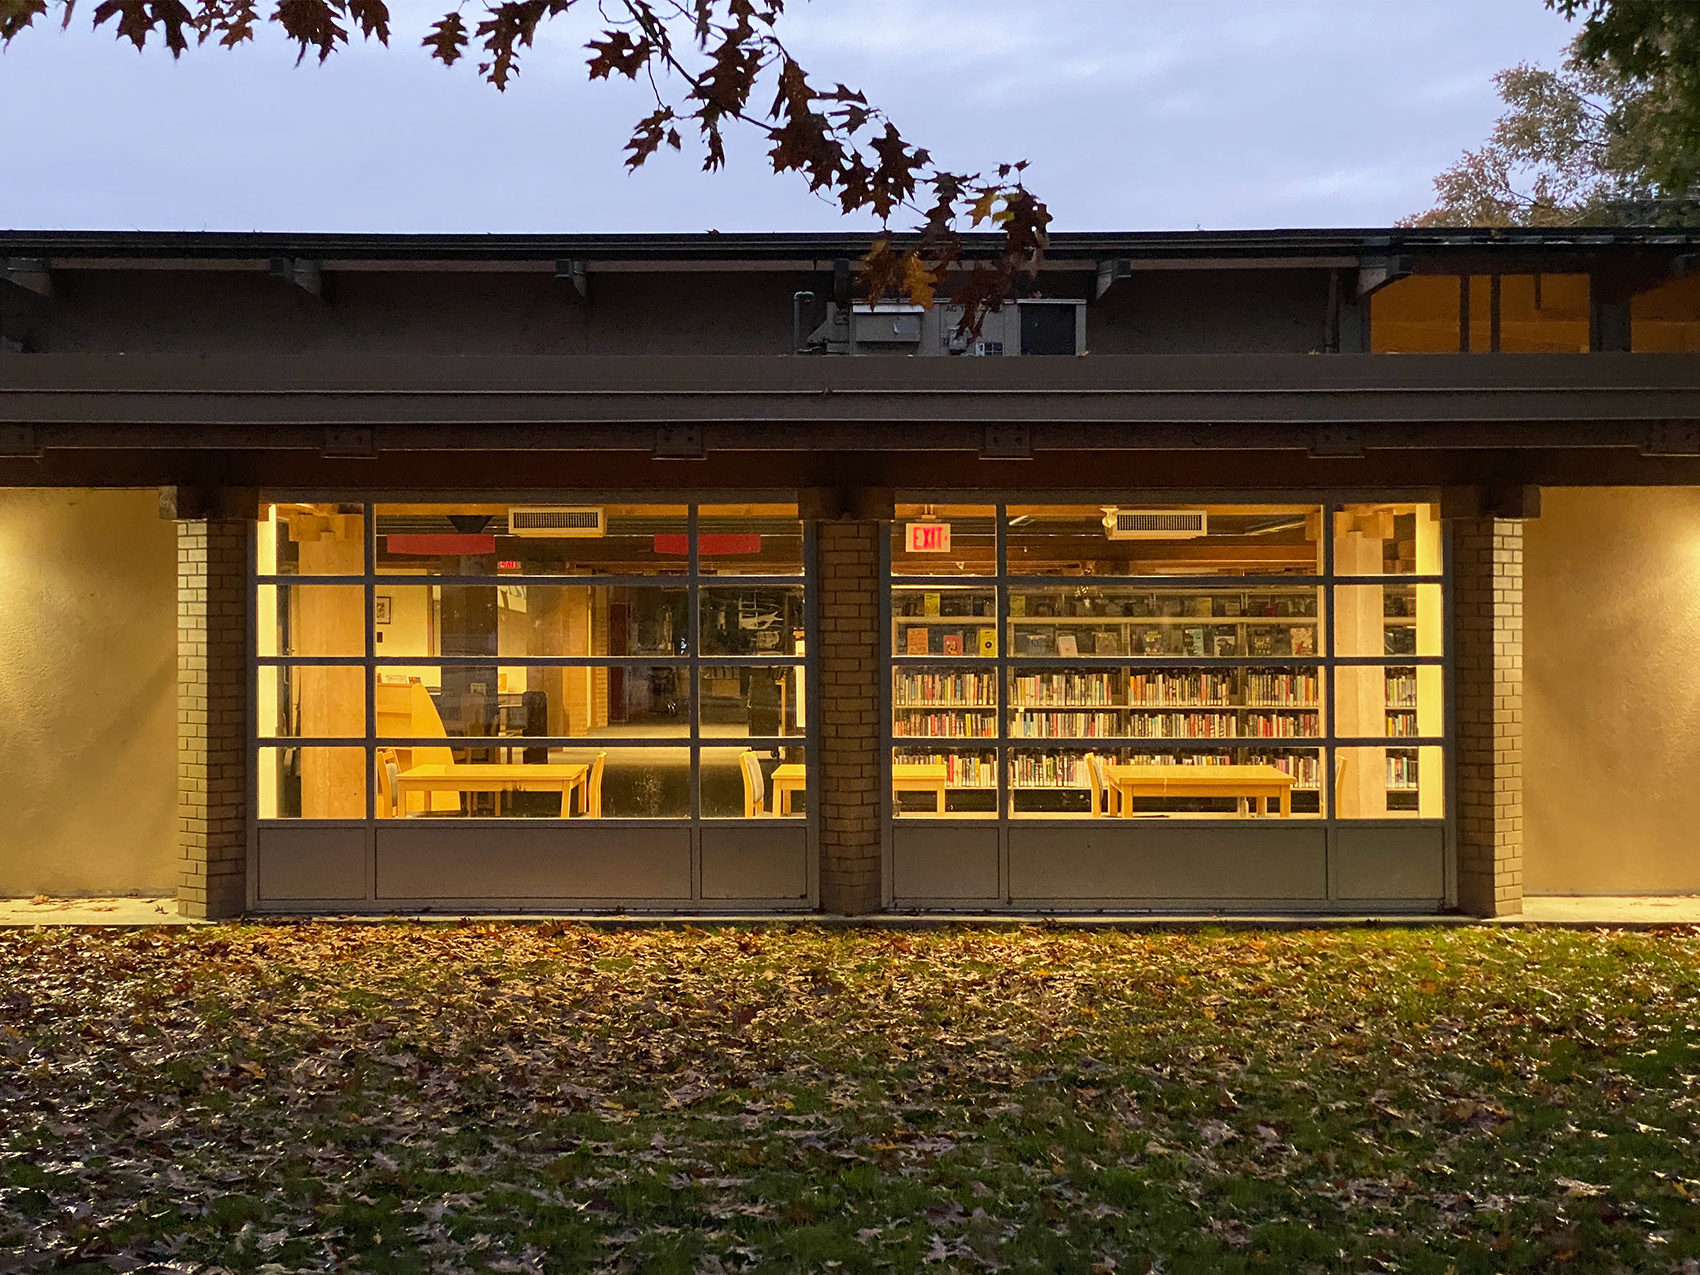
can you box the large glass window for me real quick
[888,500,1445,820]
[1632,274,1700,352]
[256,501,809,821]
[1371,274,1590,354]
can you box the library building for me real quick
[2,227,1699,918]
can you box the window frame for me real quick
[882,496,1452,834]
[251,497,816,828]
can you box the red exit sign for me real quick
[905,522,952,553]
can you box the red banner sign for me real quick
[653,534,763,556]
[385,534,498,555]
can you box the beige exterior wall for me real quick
[1526,487,1700,894]
[0,489,178,895]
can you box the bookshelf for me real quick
[890,570,1442,816]
[1384,666,1422,805]
[1007,585,1320,660]
[892,586,998,659]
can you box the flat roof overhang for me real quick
[0,353,1697,454]
[4,226,1700,275]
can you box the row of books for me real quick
[1126,671,1234,705]
[1011,670,1142,706]
[893,670,998,707]
[1244,713,1322,738]
[897,667,1404,709]
[892,750,1326,790]
[1008,592,1318,619]
[1124,713,1239,739]
[893,591,996,619]
[899,624,998,657]
[1385,713,1422,738]
[1009,713,1142,739]
[1010,625,1317,659]
[893,713,998,739]
[1003,712,1323,740]
[1387,751,1420,789]
[895,751,997,788]
[1385,672,1419,707]
[1011,752,1090,788]
[1246,671,1320,706]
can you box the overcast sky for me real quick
[0,0,1576,234]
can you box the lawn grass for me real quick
[2,923,1699,1273]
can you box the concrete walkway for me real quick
[1,896,1698,928]
[1515,895,1700,925]
[0,897,200,926]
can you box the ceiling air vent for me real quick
[507,506,606,537]
[1103,508,1209,540]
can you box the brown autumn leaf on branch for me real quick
[0,0,1049,333]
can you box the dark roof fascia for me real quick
[2,353,1696,457]
[5,226,1700,268]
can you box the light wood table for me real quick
[1108,763,1294,817]
[892,762,950,814]
[770,763,807,816]
[394,763,589,816]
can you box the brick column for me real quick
[816,520,882,914]
[177,519,250,919]
[1453,518,1524,917]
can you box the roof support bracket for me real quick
[270,257,325,298]
[1,258,52,297]
[556,259,589,301]
[1310,425,1364,458]
[323,427,376,458]
[1094,258,1132,299]
[159,485,260,521]
[654,424,704,459]
[0,425,40,457]
[1355,254,1412,299]
[1646,421,1700,456]
[980,423,1032,459]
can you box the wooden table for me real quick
[1107,763,1294,817]
[770,763,807,816]
[892,762,950,814]
[394,763,589,816]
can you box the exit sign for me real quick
[906,522,952,553]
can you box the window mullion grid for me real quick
[1322,502,1337,820]
[365,501,377,823]
[996,503,1009,822]
[688,504,701,821]
[991,573,1330,590]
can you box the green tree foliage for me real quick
[1409,1,1700,227]
[1559,0,1700,198]
[0,0,1047,328]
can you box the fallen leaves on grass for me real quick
[0,924,1698,1273]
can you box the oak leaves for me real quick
[1,0,1048,331]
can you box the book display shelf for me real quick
[888,502,1447,821]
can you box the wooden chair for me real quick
[740,749,767,816]
[1086,753,1118,816]
[584,750,608,818]
[375,747,401,817]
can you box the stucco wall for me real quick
[1525,487,1700,894]
[0,489,177,896]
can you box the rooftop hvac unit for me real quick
[1102,508,1209,540]
[507,505,606,537]
[852,302,925,346]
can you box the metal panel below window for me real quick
[1008,824,1329,902]
[257,827,367,902]
[374,825,692,900]
[700,824,808,899]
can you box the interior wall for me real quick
[0,489,177,895]
[1525,487,1700,893]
